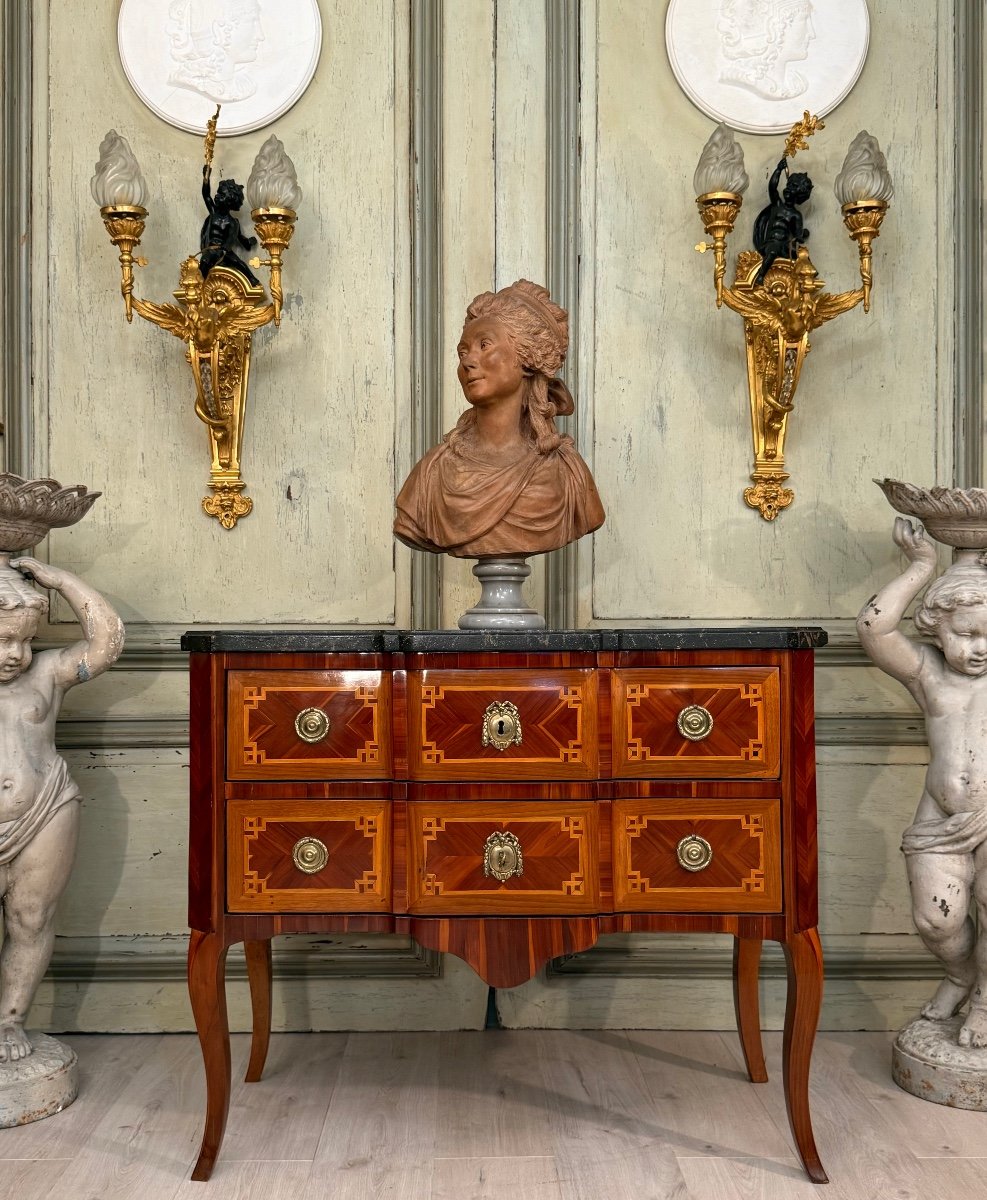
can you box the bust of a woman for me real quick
[394,280,605,558]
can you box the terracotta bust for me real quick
[394,280,605,559]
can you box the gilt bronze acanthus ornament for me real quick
[91,109,302,529]
[694,117,892,520]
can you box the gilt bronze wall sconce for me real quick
[91,109,301,529]
[694,116,892,521]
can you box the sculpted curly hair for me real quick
[448,280,574,455]
[913,562,987,637]
[0,571,48,616]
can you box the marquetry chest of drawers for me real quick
[181,627,828,1183]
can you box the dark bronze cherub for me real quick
[200,165,260,286]
[753,158,813,286]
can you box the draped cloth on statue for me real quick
[0,756,80,866]
[901,806,987,856]
[394,435,605,559]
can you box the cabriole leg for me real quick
[188,930,232,1182]
[244,938,273,1083]
[781,926,827,1184]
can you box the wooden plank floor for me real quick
[0,1031,983,1200]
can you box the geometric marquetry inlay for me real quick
[613,668,780,779]
[228,670,391,780]
[406,800,600,914]
[227,799,391,912]
[613,798,782,913]
[408,669,598,780]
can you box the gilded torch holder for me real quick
[841,198,888,313]
[251,206,297,326]
[99,204,148,323]
[696,192,743,307]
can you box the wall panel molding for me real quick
[47,934,442,983]
[544,0,581,628]
[0,0,32,473]
[953,0,984,487]
[549,938,940,982]
[409,0,443,629]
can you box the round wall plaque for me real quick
[666,0,870,135]
[117,0,323,137]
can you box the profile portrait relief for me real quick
[666,0,868,135]
[166,0,265,104]
[717,0,816,101]
[394,280,605,560]
[119,0,322,136]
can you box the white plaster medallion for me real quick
[117,0,323,137]
[666,0,870,135]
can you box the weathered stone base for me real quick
[0,1032,78,1127]
[892,1014,987,1110]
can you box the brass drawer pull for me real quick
[677,834,713,872]
[295,707,331,744]
[483,830,524,882]
[292,836,329,874]
[677,704,713,741]
[481,700,523,751]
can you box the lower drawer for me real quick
[612,798,781,913]
[227,799,391,912]
[406,801,600,915]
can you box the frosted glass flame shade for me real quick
[694,123,749,197]
[91,130,147,209]
[834,131,893,205]
[246,136,302,211]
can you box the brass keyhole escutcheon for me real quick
[481,700,523,752]
[676,834,713,873]
[295,707,330,744]
[483,830,524,882]
[677,704,714,742]
[292,836,329,875]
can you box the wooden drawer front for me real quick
[408,670,598,780]
[612,668,780,778]
[227,800,390,912]
[407,801,600,914]
[613,798,781,912]
[228,670,390,780]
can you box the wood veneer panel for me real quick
[228,670,391,780]
[406,916,601,987]
[789,650,820,932]
[407,669,599,780]
[188,653,227,933]
[613,797,782,913]
[612,668,780,779]
[227,799,391,912]
[406,800,600,914]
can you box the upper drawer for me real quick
[227,670,391,780]
[612,668,781,779]
[407,669,599,780]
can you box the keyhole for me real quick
[497,719,505,736]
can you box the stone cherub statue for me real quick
[857,518,987,1048]
[394,279,605,560]
[0,555,123,1064]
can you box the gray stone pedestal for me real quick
[0,1033,78,1127]
[892,1015,987,1110]
[458,556,546,630]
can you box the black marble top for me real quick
[181,627,827,654]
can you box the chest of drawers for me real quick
[182,627,828,1183]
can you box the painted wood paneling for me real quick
[40,0,410,628]
[587,0,948,623]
